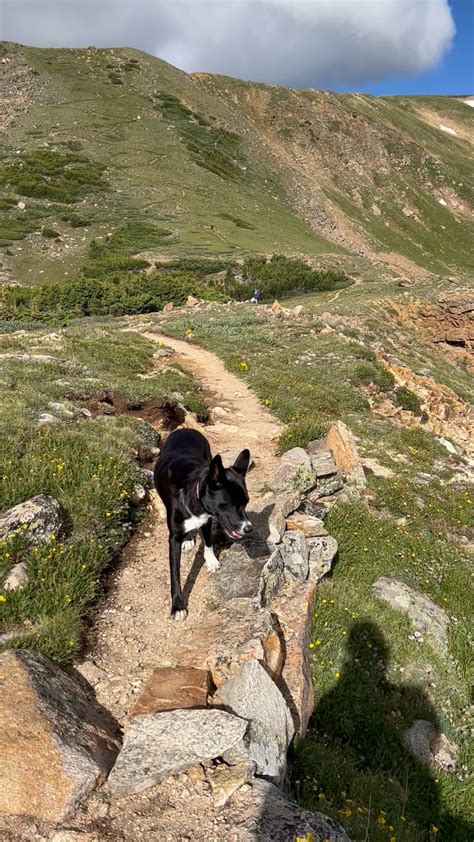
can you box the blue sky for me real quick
[361,0,474,95]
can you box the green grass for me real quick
[0,148,107,203]
[0,324,207,663]
[394,387,422,415]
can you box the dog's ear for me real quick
[209,453,225,485]
[233,449,250,476]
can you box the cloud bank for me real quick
[2,0,455,88]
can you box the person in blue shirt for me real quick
[251,288,262,304]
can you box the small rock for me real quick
[362,458,395,479]
[38,412,61,426]
[163,302,174,313]
[0,650,120,821]
[51,833,98,842]
[48,401,74,418]
[131,484,147,506]
[206,760,254,807]
[327,420,366,487]
[76,660,107,687]
[216,543,268,601]
[78,407,92,419]
[273,462,314,495]
[310,471,344,499]
[153,348,172,358]
[281,530,309,581]
[307,439,337,478]
[372,577,449,648]
[217,659,295,783]
[3,561,28,591]
[307,535,338,582]
[128,666,211,719]
[280,447,312,470]
[17,201,26,210]
[108,708,247,797]
[186,295,199,307]
[212,406,228,417]
[286,514,327,537]
[258,546,285,607]
[267,491,302,544]
[292,305,305,317]
[436,436,457,455]
[0,494,63,544]
[404,720,458,773]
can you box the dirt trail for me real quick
[90,331,282,722]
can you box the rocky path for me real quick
[88,331,282,722]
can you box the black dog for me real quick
[154,428,252,620]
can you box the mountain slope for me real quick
[0,41,472,287]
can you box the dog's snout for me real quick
[243,521,253,534]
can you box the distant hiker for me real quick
[251,288,262,304]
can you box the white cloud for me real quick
[1,0,455,88]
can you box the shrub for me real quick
[394,386,422,414]
[1,148,107,203]
[352,362,395,391]
[223,254,351,300]
[42,227,60,239]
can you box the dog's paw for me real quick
[182,537,195,554]
[205,552,220,573]
[171,607,188,622]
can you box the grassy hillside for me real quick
[0,42,472,290]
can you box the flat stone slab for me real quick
[108,708,248,797]
[404,719,458,773]
[372,577,449,648]
[128,666,211,719]
[307,439,337,477]
[0,649,120,822]
[215,542,268,600]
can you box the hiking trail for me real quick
[89,330,282,722]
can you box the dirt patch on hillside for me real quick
[67,389,186,428]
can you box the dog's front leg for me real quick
[169,533,187,620]
[201,519,220,573]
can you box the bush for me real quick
[394,386,422,414]
[42,227,60,239]
[352,362,395,392]
[1,149,107,203]
[222,254,351,300]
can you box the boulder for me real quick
[244,779,350,841]
[108,708,247,797]
[163,302,174,313]
[404,719,458,773]
[271,582,316,736]
[3,561,29,591]
[0,649,120,822]
[307,535,338,582]
[292,305,305,317]
[186,295,199,307]
[326,420,366,487]
[267,490,302,544]
[0,494,63,545]
[128,666,211,719]
[217,659,294,783]
[286,513,327,537]
[306,439,337,477]
[281,530,309,581]
[372,577,449,648]
[131,484,147,506]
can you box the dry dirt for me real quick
[90,331,282,722]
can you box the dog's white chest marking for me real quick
[182,513,210,534]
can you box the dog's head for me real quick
[202,450,252,540]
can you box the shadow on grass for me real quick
[292,621,473,841]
